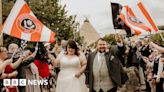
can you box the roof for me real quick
[79,19,100,46]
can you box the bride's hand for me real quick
[75,72,81,78]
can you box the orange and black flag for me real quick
[111,2,133,37]
[111,0,158,36]
[1,0,55,43]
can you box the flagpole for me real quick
[0,0,3,46]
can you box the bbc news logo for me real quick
[3,79,48,86]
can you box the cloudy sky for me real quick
[60,0,164,36]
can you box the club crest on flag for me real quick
[17,14,41,34]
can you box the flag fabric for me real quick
[111,3,134,37]
[111,0,158,36]
[119,5,151,35]
[111,3,122,29]
[1,0,55,42]
[130,1,158,32]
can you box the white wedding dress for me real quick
[56,55,87,92]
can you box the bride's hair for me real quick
[66,40,79,56]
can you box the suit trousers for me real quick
[93,87,117,92]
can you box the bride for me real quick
[48,40,88,92]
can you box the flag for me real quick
[111,3,134,37]
[119,5,151,35]
[111,0,158,33]
[1,0,55,42]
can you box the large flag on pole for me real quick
[111,0,158,35]
[1,0,55,42]
[111,3,133,37]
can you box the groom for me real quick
[86,38,127,92]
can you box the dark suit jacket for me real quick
[17,57,34,92]
[86,47,128,92]
[112,45,126,66]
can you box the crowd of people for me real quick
[0,34,164,92]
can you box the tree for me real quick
[150,32,164,46]
[103,34,116,45]
[158,26,164,30]
[2,0,78,46]
[74,32,84,46]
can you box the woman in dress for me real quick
[48,40,87,92]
